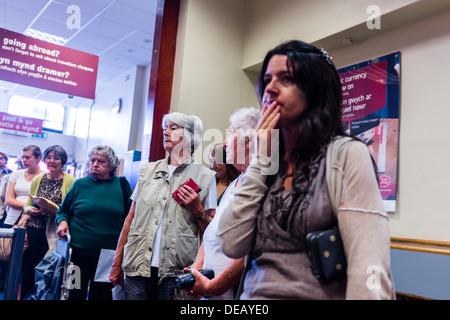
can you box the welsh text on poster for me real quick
[0,28,98,99]
[338,52,400,212]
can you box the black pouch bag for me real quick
[306,228,347,283]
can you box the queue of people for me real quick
[0,39,395,300]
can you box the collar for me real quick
[156,156,194,174]
[89,174,115,182]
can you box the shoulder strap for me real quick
[119,176,131,214]
[326,136,354,216]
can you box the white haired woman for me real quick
[56,145,132,300]
[109,112,216,300]
[186,107,260,300]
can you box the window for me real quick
[8,95,65,133]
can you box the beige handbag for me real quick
[0,215,29,261]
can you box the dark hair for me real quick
[44,145,68,166]
[22,145,42,159]
[0,152,8,163]
[257,40,347,165]
[210,144,241,182]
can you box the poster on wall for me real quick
[338,52,400,212]
[0,111,43,135]
[0,28,98,99]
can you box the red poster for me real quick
[0,28,98,99]
[338,53,400,212]
[0,111,43,134]
[340,61,387,121]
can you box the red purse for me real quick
[172,178,202,204]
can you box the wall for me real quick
[0,130,76,163]
[0,63,150,177]
[242,0,419,69]
[66,64,149,175]
[0,91,77,163]
[330,10,450,242]
[172,0,259,163]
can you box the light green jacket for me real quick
[24,172,76,212]
[25,172,76,253]
[123,157,215,279]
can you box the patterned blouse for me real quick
[28,174,63,229]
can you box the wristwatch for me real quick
[196,211,207,220]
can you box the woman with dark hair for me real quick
[218,40,395,299]
[20,145,76,299]
[56,145,132,300]
[209,143,241,205]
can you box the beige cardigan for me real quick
[218,136,395,299]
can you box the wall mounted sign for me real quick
[338,52,400,212]
[0,28,98,99]
[0,111,43,134]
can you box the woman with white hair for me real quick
[186,107,260,300]
[56,145,133,300]
[109,112,216,300]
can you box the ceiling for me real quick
[0,0,158,107]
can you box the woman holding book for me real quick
[20,145,75,299]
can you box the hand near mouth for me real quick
[251,101,280,165]
[260,101,281,129]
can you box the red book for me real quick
[172,178,202,204]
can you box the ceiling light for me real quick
[24,28,68,46]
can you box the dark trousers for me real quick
[0,214,7,291]
[20,226,48,299]
[68,248,113,300]
[124,267,174,300]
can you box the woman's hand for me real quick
[16,214,30,227]
[109,264,124,287]
[56,221,70,238]
[255,101,280,153]
[185,269,213,300]
[27,206,43,217]
[259,101,281,130]
[178,185,204,218]
[251,101,281,173]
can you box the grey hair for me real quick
[229,107,260,140]
[162,112,204,153]
[88,145,119,176]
